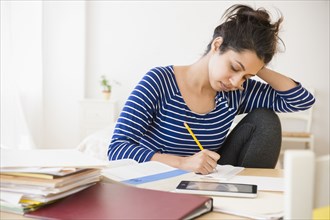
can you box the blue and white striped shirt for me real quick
[108,66,315,162]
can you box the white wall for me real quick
[1,1,43,149]
[42,1,86,148]
[85,1,230,100]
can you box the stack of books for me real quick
[0,149,108,214]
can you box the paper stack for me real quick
[0,149,108,214]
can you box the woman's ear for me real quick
[211,37,223,52]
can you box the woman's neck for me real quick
[185,55,213,94]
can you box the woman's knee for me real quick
[221,108,282,168]
[245,108,281,132]
[248,108,279,121]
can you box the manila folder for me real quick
[25,182,213,219]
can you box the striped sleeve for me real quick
[238,79,315,114]
[107,69,161,162]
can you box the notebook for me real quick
[25,182,213,219]
[0,149,108,168]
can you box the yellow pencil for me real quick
[184,122,204,151]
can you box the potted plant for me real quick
[100,75,112,100]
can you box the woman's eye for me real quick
[231,66,238,72]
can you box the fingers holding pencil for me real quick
[183,150,220,175]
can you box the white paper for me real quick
[0,149,109,168]
[196,165,244,180]
[0,167,80,176]
[106,159,138,168]
[22,183,96,203]
[102,161,176,181]
[0,191,23,204]
[213,191,283,220]
[220,176,284,191]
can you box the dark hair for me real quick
[205,4,284,64]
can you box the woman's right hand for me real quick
[179,150,221,175]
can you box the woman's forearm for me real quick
[151,153,184,169]
[257,67,297,91]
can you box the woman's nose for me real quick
[229,75,243,88]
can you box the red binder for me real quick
[25,182,213,219]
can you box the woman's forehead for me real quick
[225,49,264,72]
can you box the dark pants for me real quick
[217,108,282,168]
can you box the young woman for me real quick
[107,4,315,174]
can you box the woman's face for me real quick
[208,49,264,92]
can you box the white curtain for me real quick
[1,1,43,149]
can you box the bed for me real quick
[76,125,115,161]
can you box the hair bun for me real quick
[225,5,272,28]
[204,4,284,64]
